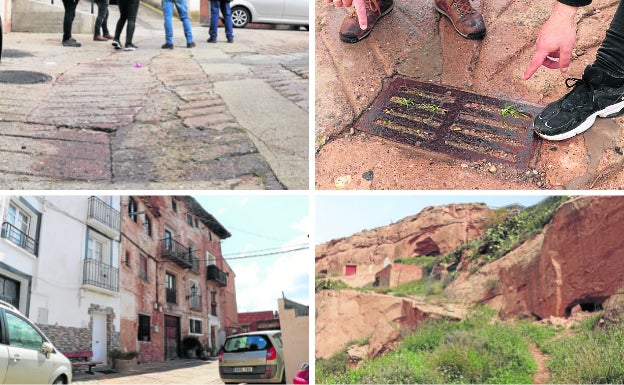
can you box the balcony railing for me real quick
[160,239,194,269]
[87,197,120,234]
[189,294,202,311]
[1,222,38,255]
[207,265,227,287]
[83,258,119,292]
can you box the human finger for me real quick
[354,0,367,29]
[523,51,549,80]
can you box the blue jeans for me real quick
[163,0,194,45]
[210,0,233,40]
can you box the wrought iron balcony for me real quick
[207,265,227,287]
[160,239,194,268]
[83,258,119,292]
[1,222,38,255]
[87,197,120,237]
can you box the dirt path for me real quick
[528,343,551,384]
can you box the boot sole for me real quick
[434,6,486,40]
[534,99,624,141]
[339,3,395,43]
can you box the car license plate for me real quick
[234,367,253,373]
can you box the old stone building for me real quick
[119,196,236,362]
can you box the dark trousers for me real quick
[596,1,624,78]
[94,0,110,36]
[62,0,78,41]
[115,0,140,45]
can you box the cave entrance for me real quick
[564,296,608,317]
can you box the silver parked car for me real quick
[0,301,72,384]
[229,0,309,29]
[219,330,285,384]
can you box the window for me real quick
[139,254,148,280]
[172,199,177,213]
[3,200,39,255]
[186,213,193,226]
[5,311,44,350]
[87,237,104,262]
[189,318,202,335]
[207,252,216,266]
[166,273,176,304]
[0,274,20,308]
[125,252,131,266]
[144,215,152,237]
[138,314,151,341]
[194,218,199,229]
[164,229,173,251]
[128,198,138,222]
[87,230,110,264]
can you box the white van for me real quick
[0,301,72,384]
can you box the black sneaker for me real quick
[207,37,217,43]
[62,39,81,47]
[534,65,624,141]
[124,43,138,51]
[112,40,122,49]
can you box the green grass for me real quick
[545,320,624,383]
[317,306,537,384]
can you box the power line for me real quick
[223,243,309,257]
[223,245,309,261]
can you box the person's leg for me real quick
[174,0,194,44]
[163,0,175,45]
[125,0,140,48]
[221,1,233,42]
[102,0,111,37]
[594,1,624,78]
[114,0,129,44]
[209,1,219,41]
[94,0,106,38]
[61,0,77,42]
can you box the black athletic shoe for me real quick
[112,40,122,49]
[534,65,624,141]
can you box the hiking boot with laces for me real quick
[534,65,624,141]
[434,0,486,40]
[339,0,394,43]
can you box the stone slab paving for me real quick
[0,3,308,190]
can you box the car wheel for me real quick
[52,375,65,384]
[231,6,250,28]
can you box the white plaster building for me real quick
[0,195,122,364]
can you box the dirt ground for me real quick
[315,0,624,190]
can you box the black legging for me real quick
[595,1,624,78]
[114,0,140,45]
[62,0,78,41]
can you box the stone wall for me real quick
[37,324,91,352]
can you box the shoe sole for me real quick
[339,3,395,43]
[434,6,486,40]
[535,99,624,141]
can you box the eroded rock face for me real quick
[315,289,465,359]
[315,204,492,280]
[447,196,624,319]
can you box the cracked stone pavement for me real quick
[0,3,308,190]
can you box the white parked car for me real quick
[229,0,309,29]
[0,301,72,384]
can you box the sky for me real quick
[194,194,309,313]
[316,194,550,245]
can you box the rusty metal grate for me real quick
[356,78,542,169]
